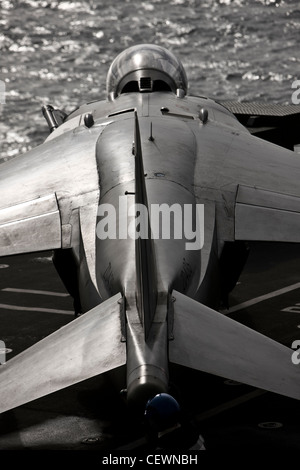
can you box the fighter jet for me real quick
[0,44,300,418]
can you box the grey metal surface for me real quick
[169,290,300,400]
[126,297,169,407]
[193,109,300,249]
[235,185,300,242]
[236,185,300,212]
[236,205,300,242]
[0,194,61,255]
[0,292,126,414]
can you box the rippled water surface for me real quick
[0,0,299,160]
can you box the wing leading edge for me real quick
[0,193,61,255]
[235,185,300,242]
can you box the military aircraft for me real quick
[0,44,300,420]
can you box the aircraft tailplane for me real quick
[0,293,126,414]
[169,290,300,400]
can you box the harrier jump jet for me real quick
[0,44,300,415]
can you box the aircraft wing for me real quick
[0,119,103,257]
[235,184,300,242]
[218,101,300,150]
[193,108,300,245]
[0,193,62,256]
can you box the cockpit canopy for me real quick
[106,44,188,100]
